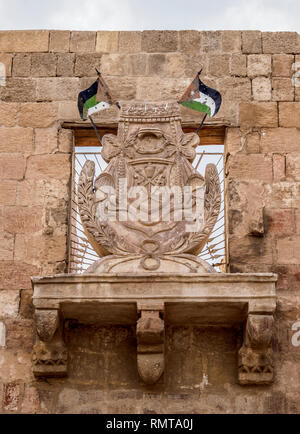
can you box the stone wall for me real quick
[0,30,300,413]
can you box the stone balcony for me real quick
[31,272,277,386]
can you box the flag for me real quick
[78,71,113,120]
[179,72,222,118]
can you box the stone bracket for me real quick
[33,309,68,378]
[136,303,165,385]
[238,313,274,385]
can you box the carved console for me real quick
[31,100,277,385]
[137,304,165,385]
[238,314,274,385]
[33,310,67,377]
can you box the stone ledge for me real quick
[32,273,277,323]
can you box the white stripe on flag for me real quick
[194,92,216,117]
[88,101,111,117]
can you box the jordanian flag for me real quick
[179,71,222,117]
[78,71,113,120]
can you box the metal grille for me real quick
[68,142,226,273]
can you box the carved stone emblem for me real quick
[78,101,221,273]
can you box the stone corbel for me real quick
[33,309,68,378]
[238,313,274,385]
[136,303,165,385]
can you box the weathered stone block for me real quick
[0,290,20,317]
[70,31,96,53]
[0,30,49,52]
[96,31,119,53]
[228,154,273,183]
[0,261,39,290]
[246,132,261,154]
[225,128,243,154]
[279,103,300,127]
[273,154,286,182]
[56,53,75,76]
[101,53,128,76]
[127,54,147,76]
[31,54,57,77]
[179,31,201,53]
[0,102,18,127]
[266,209,294,235]
[201,31,221,53]
[4,206,44,234]
[167,53,185,78]
[230,54,247,76]
[26,154,70,181]
[242,31,262,54]
[57,101,80,121]
[36,77,80,102]
[148,54,167,76]
[119,32,141,53]
[0,232,14,261]
[286,152,300,181]
[141,31,178,53]
[58,129,73,153]
[277,236,300,264]
[0,154,26,180]
[0,181,17,205]
[105,76,137,100]
[219,77,251,101]
[239,102,278,127]
[0,78,37,102]
[261,128,300,153]
[18,103,57,128]
[272,78,294,101]
[184,54,208,77]
[74,54,102,77]
[208,54,230,77]
[272,54,294,77]
[0,127,33,153]
[12,54,31,77]
[222,31,241,52]
[252,77,272,101]
[229,235,273,265]
[49,31,70,53]
[247,54,272,77]
[34,128,58,154]
[263,32,297,54]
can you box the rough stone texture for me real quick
[0,29,299,414]
[247,55,272,78]
[242,31,262,54]
[0,31,49,52]
[49,31,70,53]
[252,77,272,101]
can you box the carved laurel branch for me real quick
[184,163,221,255]
[77,160,120,255]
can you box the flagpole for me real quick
[88,115,102,145]
[196,113,207,134]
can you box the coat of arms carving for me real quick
[78,101,221,273]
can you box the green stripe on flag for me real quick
[84,94,98,111]
[180,100,211,116]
